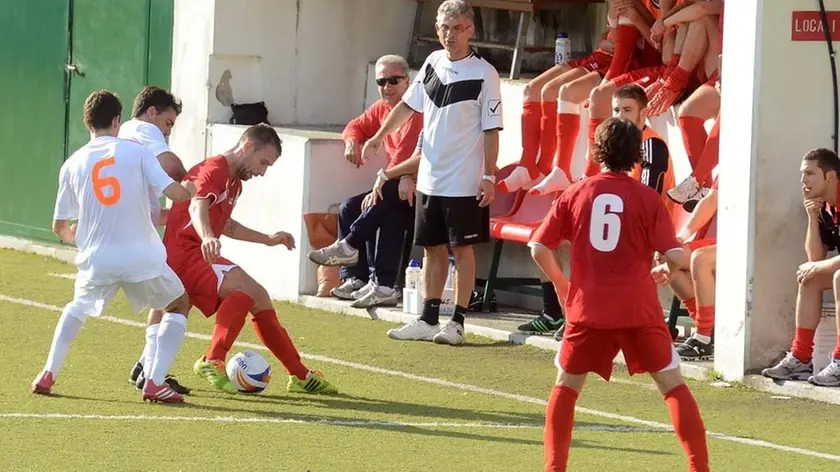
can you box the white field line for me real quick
[2,293,839,462]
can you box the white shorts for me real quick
[71,265,185,317]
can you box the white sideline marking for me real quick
[48,273,76,280]
[2,293,839,462]
[0,412,671,433]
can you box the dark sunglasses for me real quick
[376,76,406,86]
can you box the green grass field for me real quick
[1,249,839,471]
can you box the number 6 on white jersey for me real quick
[589,193,623,252]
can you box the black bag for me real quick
[230,101,269,125]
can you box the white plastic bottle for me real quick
[555,32,572,66]
[403,259,424,315]
[405,259,422,290]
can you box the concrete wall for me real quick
[716,0,840,378]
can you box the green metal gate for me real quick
[0,0,173,241]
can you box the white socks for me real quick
[529,168,572,196]
[44,307,86,379]
[148,313,188,385]
[498,166,542,193]
[140,324,160,370]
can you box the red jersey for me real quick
[530,172,680,329]
[341,99,423,169]
[163,155,241,256]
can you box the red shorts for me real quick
[168,249,238,317]
[567,50,613,76]
[687,238,716,251]
[631,41,664,70]
[610,65,666,87]
[555,322,677,381]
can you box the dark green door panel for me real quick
[147,0,174,88]
[0,1,70,240]
[66,0,150,154]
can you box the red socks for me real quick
[679,116,708,170]
[684,298,698,322]
[792,327,816,363]
[604,25,640,81]
[834,335,840,360]
[694,115,720,187]
[544,385,579,472]
[664,384,710,472]
[584,118,605,177]
[520,101,543,176]
[252,309,309,379]
[207,291,254,361]
[538,101,558,175]
[695,306,715,338]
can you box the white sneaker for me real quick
[351,279,375,300]
[351,285,398,308]
[432,321,465,346]
[387,319,440,341]
[330,278,365,300]
[308,240,358,267]
[808,361,840,387]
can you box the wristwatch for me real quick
[377,168,390,181]
[482,174,496,184]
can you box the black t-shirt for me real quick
[818,203,840,251]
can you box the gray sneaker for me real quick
[668,176,703,204]
[350,285,398,308]
[761,352,813,381]
[331,278,366,300]
[808,361,840,387]
[308,240,358,267]
[350,279,375,300]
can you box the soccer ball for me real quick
[226,351,271,394]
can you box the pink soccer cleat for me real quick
[31,371,55,395]
[142,379,184,404]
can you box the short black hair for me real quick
[132,86,182,118]
[614,84,649,108]
[239,123,283,156]
[593,117,643,173]
[83,90,122,131]
[804,148,840,177]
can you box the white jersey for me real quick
[403,49,503,197]
[118,119,172,223]
[53,136,175,284]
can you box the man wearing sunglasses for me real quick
[308,55,422,308]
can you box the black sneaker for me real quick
[517,312,564,334]
[134,371,192,395]
[128,362,143,385]
[676,336,714,360]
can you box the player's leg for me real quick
[648,19,710,116]
[141,293,192,403]
[761,272,833,380]
[307,191,370,275]
[528,71,602,196]
[388,192,449,341]
[500,65,586,193]
[677,245,716,360]
[519,247,566,335]
[32,281,117,394]
[624,324,709,472]
[603,2,642,81]
[807,270,840,386]
[216,266,338,393]
[131,310,163,384]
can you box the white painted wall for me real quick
[716,0,840,378]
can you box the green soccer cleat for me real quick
[517,312,564,335]
[193,356,238,394]
[287,370,338,395]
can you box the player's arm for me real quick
[52,219,77,244]
[650,199,690,273]
[531,243,569,302]
[223,219,269,244]
[806,204,830,262]
[676,189,718,242]
[157,151,187,181]
[52,165,78,244]
[343,102,385,167]
[664,0,722,27]
[640,137,669,194]
[528,197,571,304]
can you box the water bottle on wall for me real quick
[555,32,572,66]
[405,259,422,290]
[403,259,424,315]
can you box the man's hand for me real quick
[804,197,824,218]
[611,0,634,16]
[266,231,296,250]
[361,192,377,212]
[201,237,222,264]
[797,260,829,284]
[553,278,570,309]
[360,136,384,166]
[371,172,387,202]
[345,139,362,167]
[651,263,672,285]
[597,39,615,54]
[398,176,416,206]
[650,18,666,44]
[477,179,495,207]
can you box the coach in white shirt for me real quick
[362,0,502,346]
